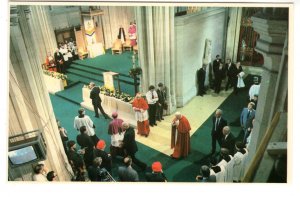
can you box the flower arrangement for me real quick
[43,70,67,80]
[84,85,133,103]
[129,67,142,78]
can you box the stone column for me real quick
[9,6,72,181]
[27,5,58,65]
[247,10,288,161]
[225,7,242,62]
[135,6,177,114]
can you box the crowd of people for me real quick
[197,55,246,96]
[32,52,262,182]
[195,75,261,183]
[45,39,78,74]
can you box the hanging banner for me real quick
[83,16,97,45]
[203,39,212,87]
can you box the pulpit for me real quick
[103,71,121,93]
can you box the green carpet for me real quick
[65,49,139,96]
[74,49,139,74]
[50,74,259,182]
[56,82,85,104]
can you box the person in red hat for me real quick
[170,112,191,159]
[145,161,167,182]
[94,139,112,173]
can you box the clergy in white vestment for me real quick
[249,83,261,100]
[218,148,234,182]
[74,108,99,145]
[233,142,248,182]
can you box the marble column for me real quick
[246,10,288,162]
[27,5,58,65]
[135,6,177,114]
[9,6,72,181]
[225,7,242,62]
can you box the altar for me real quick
[81,87,136,127]
[87,42,105,58]
[43,72,66,94]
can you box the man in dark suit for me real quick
[211,109,227,154]
[225,58,237,91]
[221,126,236,156]
[89,82,109,119]
[213,55,221,72]
[118,157,139,181]
[67,140,84,176]
[145,161,167,182]
[54,48,65,74]
[88,157,109,182]
[197,64,207,96]
[156,82,167,121]
[94,140,112,173]
[120,122,147,170]
[76,126,95,168]
[213,61,226,94]
[195,165,216,182]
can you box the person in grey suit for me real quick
[117,157,139,182]
[240,102,256,144]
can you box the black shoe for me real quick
[104,115,110,119]
[95,115,99,118]
[154,123,157,126]
[150,124,154,127]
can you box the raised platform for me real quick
[81,87,137,127]
[65,49,140,96]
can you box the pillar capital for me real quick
[251,14,288,72]
[10,5,31,26]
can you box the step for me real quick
[69,64,137,83]
[66,73,103,85]
[67,68,105,82]
[55,91,82,105]
[66,72,135,96]
[71,61,140,81]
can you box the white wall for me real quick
[175,8,226,107]
[49,6,81,30]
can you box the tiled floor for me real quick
[135,89,233,156]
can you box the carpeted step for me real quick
[67,67,137,87]
[66,71,136,96]
[69,63,137,83]
[55,82,87,105]
[66,73,103,86]
[67,68,106,82]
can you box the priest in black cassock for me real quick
[118,25,126,44]
[197,64,207,96]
